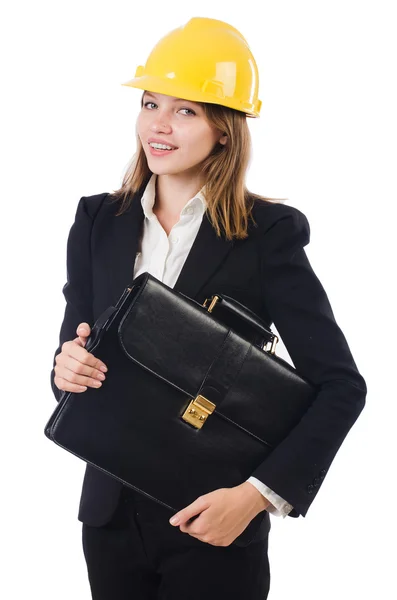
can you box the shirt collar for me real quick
[140,174,207,220]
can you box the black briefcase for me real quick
[45,272,316,531]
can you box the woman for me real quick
[50,17,367,600]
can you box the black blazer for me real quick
[50,183,367,546]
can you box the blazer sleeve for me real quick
[250,207,367,518]
[49,194,106,403]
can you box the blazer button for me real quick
[320,469,326,479]
[313,478,320,487]
[307,484,314,494]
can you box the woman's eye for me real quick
[143,102,195,116]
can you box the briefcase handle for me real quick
[203,294,279,355]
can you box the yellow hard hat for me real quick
[121,17,262,118]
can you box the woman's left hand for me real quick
[168,482,270,547]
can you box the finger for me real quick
[60,367,103,389]
[77,335,88,348]
[61,356,107,388]
[76,322,91,337]
[169,496,208,526]
[179,514,204,534]
[64,354,106,380]
[76,323,91,346]
[62,340,107,372]
[54,375,87,393]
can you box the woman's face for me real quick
[136,91,227,177]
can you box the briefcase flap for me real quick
[117,276,316,447]
[118,277,228,399]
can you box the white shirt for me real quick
[133,174,294,518]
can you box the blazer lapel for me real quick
[173,214,235,300]
[106,186,235,305]
[103,187,145,307]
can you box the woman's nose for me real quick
[150,114,172,133]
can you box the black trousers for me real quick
[82,485,271,600]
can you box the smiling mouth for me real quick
[148,142,178,151]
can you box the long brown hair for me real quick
[110,93,284,240]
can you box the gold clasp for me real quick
[202,295,220,312]
[262,335,279,355]
[182,395,216,429]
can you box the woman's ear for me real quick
[219,134,228,146]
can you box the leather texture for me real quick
[49,184,367,546]
[45,272,316,545]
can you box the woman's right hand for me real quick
[54,322,108,393]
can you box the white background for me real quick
[1,1,396,598]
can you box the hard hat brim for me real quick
[121,75,261,118]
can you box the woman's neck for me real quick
[153,173,205,219]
